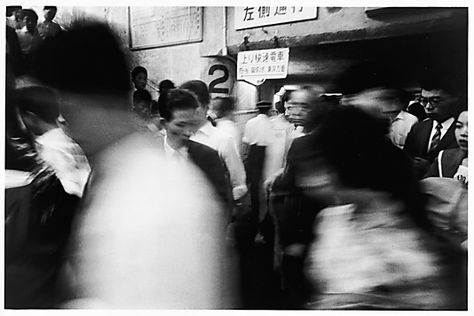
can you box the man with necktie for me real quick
[404,78,462,179]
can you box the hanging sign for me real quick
[237,48,289,81]
[235,6,318,30]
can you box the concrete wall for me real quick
[44,6,466,107]
[53,6,226,100]
[226,7,467,51]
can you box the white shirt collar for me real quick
[436,117,455,131]
[163,135,188,161]
[197,121,214,137]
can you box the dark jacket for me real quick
[404,118,458,162]
[187,140,234,218]
[425,147,466,179]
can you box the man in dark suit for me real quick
[160,88,233,216]
[404,80,461,178]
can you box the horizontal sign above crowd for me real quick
[234,6,318,30]
[237,48,290,81]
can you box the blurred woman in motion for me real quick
[32,21,236,308]
[301,105,466,310]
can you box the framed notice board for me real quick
[128,7,203,50]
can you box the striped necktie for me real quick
[429,123,443,153]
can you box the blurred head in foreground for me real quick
[33,21,133,158]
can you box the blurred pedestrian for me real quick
[16,85,91,198]
[33,21,234,308]
[6,5,24,29]
[212,96,242,156]
[37,6,62,39]
[16,9,42,70]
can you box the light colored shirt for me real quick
[427,117,455,152]
[389,110,418,149]
[6,16,17,29]
[16,26,42,55]
[263,114,293,181]
[191,121,247,200]
[242,114,273,146]
[35,128,91,197]
[163,135,189,163]
[215,118,242,156]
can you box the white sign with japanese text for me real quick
[237,48,290,80]
[234,6,317,30]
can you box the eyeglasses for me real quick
[418,96,441,106]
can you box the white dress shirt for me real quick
[427,117,455,152]
[389,110,418,149]
[163,135,189,163]
[35,128,91,197]
[191,121,247,200]
[263,114,293,181]
[215,118,242,156]
[242,114,273,146]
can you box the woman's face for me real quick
[132,72,147,90]
[455,110,468,152]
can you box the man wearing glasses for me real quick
[404,79,461,178]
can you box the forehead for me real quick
[457,111,468,123]
[421,89,443,97]
[170,108,197,122]
[134,72,147,79]
[288,90,311,104]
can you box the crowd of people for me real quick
[5,11,467,310]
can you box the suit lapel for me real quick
[437,120,456,149]
[419,119,434,156]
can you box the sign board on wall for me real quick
[201,56,236,98]
[237,48,289,81]
[234,6,318,30]
[129,7,202,50]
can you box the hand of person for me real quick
[264,168,284,192]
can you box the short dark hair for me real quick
[16,86,60,124]
[131,66,147,79]
[161,88,199,121]
[22,9,38,21]
[420,74,459,96]
[43,6,57,11]
[6,6,22,17]
[212,96,235,119]
[133,89,152,104]
[34,21,132,99]
[159,79,175,93]
[180,80,210,107]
